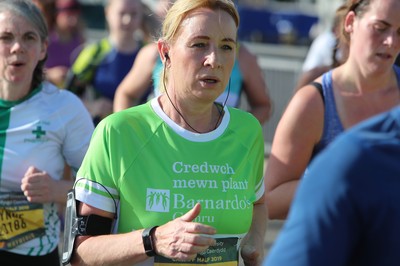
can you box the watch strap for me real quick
[142,226,159,257]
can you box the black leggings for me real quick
[0,247,60,266]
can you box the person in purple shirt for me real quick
[44,0,85,88]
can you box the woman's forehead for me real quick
[0,11,26,27]
[366,0,400,26]
[0,11,32,31]
[0,11,25,26]
[178,8,237,40]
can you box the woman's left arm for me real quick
[240,198,267,266]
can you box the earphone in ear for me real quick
[164,53,169,60]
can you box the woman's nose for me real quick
[10,41,25,54]
[384,30,400,49]
[205,50,222,69]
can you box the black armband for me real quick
[142,226,159,257]
[75,214,113,236]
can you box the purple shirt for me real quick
[45,31,84,68]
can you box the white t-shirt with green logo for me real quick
[0,82,94,255]
[75,97,264,265]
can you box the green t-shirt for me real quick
[75,97,264,264]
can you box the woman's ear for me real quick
[344,11,356,34]
[157,41,170,64]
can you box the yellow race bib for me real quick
[0,192,45,249]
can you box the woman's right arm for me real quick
[264,84,324,219]
[113,43,159,112]
[71,202,216,266]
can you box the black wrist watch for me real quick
[142,226,159,257]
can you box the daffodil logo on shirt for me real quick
[146,189,170,212]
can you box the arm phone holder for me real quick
[61,189,114,265]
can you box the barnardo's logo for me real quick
[146,188,170,212]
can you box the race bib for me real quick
[0,192,45,249]
[155,237,239,266]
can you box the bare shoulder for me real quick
[136,43,159,62]
[278,81,325,144]
[289,81,325,120]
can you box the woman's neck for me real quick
[0,82,30,101]
[159,94,222,133]
[337,62,396,93]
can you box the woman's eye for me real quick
[24,34,38,42]
[221,44,233,51]
[374,24,388,32]
[193,43,206,48]
[0,35,12,42]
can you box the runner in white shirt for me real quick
[0,1,94,264]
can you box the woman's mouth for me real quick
[202,78,218,83]
[376,52,392,60]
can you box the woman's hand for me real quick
[21,165,74,204]
[241,238,264,266]
[21,166,57,203]
[154,203,217,261]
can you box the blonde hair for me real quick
[162,0,239,43]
